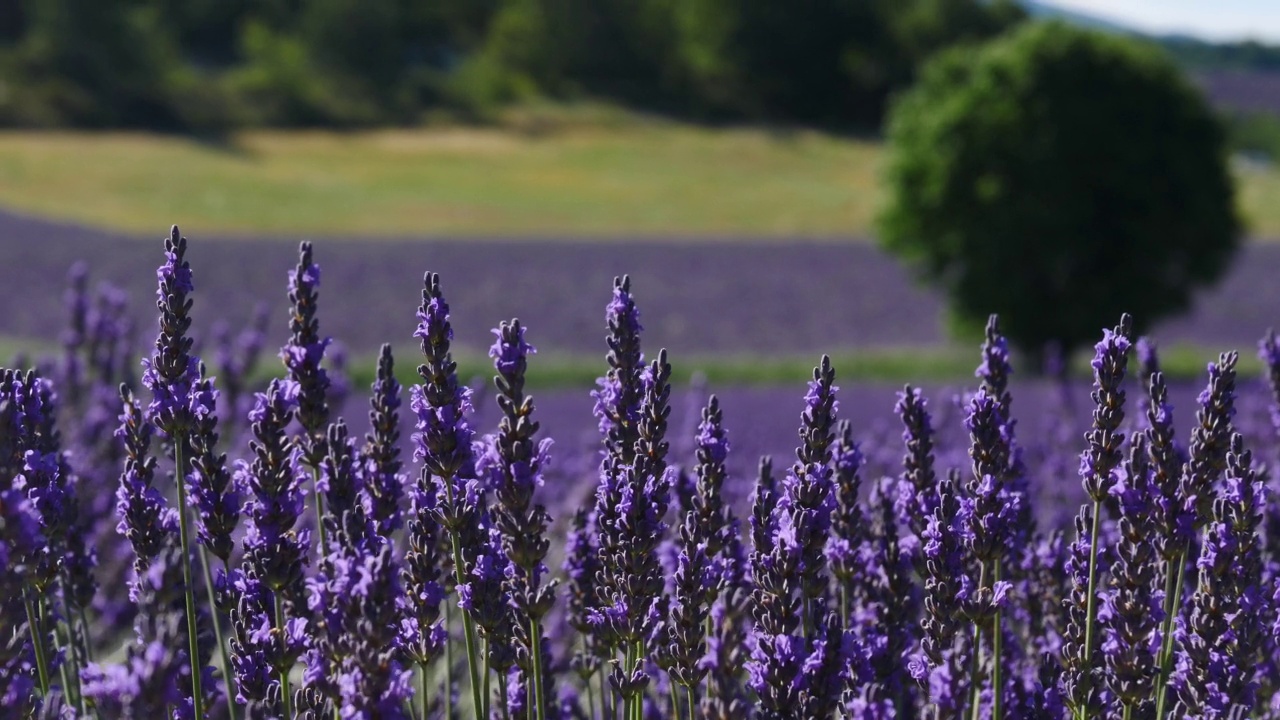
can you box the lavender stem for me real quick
[199,547,237,720]
[275,592,292,718]
[1080,498,1103,720]
[24,591,49,695]
[418,664,429,720]
[445,601,455,720]
[173,440,205,719]
[992,564,1003,720]
[443,486,486,720]
[969,560,988,720]
[531,618,546,720]
[1153,553,1188,718]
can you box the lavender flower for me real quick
[564,508,600,639]
[239,381,311,602]
[1153,352,1241,714]
[114,391,173,569]
[1080,319,1132,503]
[1060,504,1105,716]
[363,344,404,538]
[139,226,213,716]
[977,315,1013,411]
[231,380,310,714]
[188,368,238,563]
[307,543,410,719]
[482,319,558,717]
[959,384,1019,716]
[1061,315,1131,717]
[462,524,516,678]
[411,273,476,519]
[410,271,489,717]
[141,227,201,437]
[319,420,372,553]
[83,545,215,718]
[0,370,46,714]
[913,473,966,690]
[592,275,644,461]
[1101,433,1162,711]
[592,349,674,706]
[856,478,917,715]
[657,541,714,693]
[827,419,865,618]
[788,356,839,627]
[1175,434,1265,716]
[747,612,852,720]
[894,385,937,546]
[283,241,331,469]
[398,455,447,670]
[1146,371,1190,565]
[1181,352,1240,526]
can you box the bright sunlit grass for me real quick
[0,112,1277,239]
[0,121,882,238]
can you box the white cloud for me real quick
[1043,0,1280,42]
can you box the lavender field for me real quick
[4,209,1279,361]
[9,222,1280,719]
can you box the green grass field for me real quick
[0,123,880,238]
[2,118,1275,239]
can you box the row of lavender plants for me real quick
[4,225,1280,719]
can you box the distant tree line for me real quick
[0,0,1026,130]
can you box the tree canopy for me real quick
[0,0,1023,130]
[877,21,1241,359]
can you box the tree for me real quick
[877,21,1241,361]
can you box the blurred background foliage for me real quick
[0,0,1027,130]
[4,0,1280,161]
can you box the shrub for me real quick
[878,21,1241,361]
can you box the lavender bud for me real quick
[283,241,331,468]
[363,344,404,537]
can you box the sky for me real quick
[1043,0,1280,42]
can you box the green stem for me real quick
[1123,703,1133,720]
[24,591,50,696]
[685,684,697,720]
[992,576,1003,720]
[497,666,509,720]
[275,593,293,719]
[418,663,430,720]
[174,441,205,719]
[77,605,94,663]
[631,641,644,720]
[969,623,984,720]
[200,550,238,720]
[445,602,455,720]
[1154,550,1189,718]
[531,618,546,720]
[968,560,988,720]
[54,591,86,714]
[443,481,485,720]
[1080,499,1104,720]
[586,668,596,720]
[623,643,636,720]
[482,637,491,720]
[311,466,328,557]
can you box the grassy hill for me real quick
[0,118,1276,238]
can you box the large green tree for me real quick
[878,21,1240,360]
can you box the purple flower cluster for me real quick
[21,230,1280,720]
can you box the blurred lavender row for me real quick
[2,209,1276,356]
